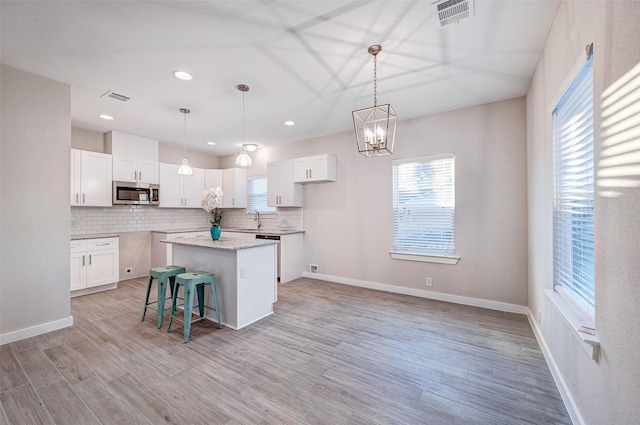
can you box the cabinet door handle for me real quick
[82,255,85,266]
[139,171,142,181]
[309,169,312,179]
[96,242,110,246]
[306,169,309,178]
[82,193,85,203]
[134,171,137,180]
[75,193,79,203]
[232,198,235,206]
[89,254,92,265]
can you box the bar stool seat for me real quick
[142,265,186,328]
[167,271,222,343]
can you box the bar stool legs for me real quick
[142,266,186,328]
[167,271,222,343]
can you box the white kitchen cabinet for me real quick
[70,149,113,207]
[292,154,337,183]
[204,169,223,191]
[158,163,204,208]
[70,237,119,296]
[222,168,247,208]
[106,131,159,184]
[267,160,303,207]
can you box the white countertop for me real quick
[151,228,304,236]
[161,235,279,251]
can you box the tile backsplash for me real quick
[71,206,303,236]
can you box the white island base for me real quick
[166,236,278,330]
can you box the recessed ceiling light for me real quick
[173,70,192,81]
[245,143,258,152]
[284,121,295,126]
[99,114,114,120]
[206,141,216,146]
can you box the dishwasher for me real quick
[255,234,281,282]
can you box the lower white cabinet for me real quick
[70,237,119,295]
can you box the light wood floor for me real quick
[1,277,571,425]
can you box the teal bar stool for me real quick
[142,265,186,328]
[167,271,222,343]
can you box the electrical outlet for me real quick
[310,264,318,274]
[426,277,433,287]
[125,267,133,274]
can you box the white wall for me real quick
[222,97,529,309]
[0,65,73,343]
[526,1,640,423]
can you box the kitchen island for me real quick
[161,236,278,330]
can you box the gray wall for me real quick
[527,1,640,423]
[222,97,529,308]
[0,65,72,339]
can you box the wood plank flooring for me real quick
[0,277,571,424]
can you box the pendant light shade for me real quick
[352,45,398,157]
[178,108,193,175]
[235,84,253,167]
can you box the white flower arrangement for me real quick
[201,187,224,226]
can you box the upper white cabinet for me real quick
[70,149,113,207]
[222,168,247,208]
[106,131,159,184]
[204,169,223,191]
[293,154,337,183]
[158,163,204,208]
[267,160,303,207]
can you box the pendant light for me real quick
[352,45,398,157]
[235,84,253,167]
[178,108,193,175]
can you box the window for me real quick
[247,177,276,213]
[391,153,456,262]
[552,54,595,316]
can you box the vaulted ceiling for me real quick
[1,1,559,155]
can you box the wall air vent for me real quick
[433,0,474,29]
[101,90,131,102]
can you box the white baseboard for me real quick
[301,272,527,315]
[527,309,583,425]
[0,316,74,346]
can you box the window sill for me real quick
[389,251,459,265]
[545,289,600,361]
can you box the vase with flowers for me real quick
[201,187,224,240]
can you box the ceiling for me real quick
[1,1,560,156]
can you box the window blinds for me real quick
[392,153,455,256]
[248,178,276,213]
[552,56,595,314]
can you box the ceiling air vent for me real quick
[433,0,474,29]
[101,90,131,102]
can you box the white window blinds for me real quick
[552,55,595,315]
[392,153,456,256]
[248,178,276,213]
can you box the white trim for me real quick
[549,49,590,114]
[301,272,526,314]
[389,251,459,264]
[545,289,600,360]
[527,308,585,425]
[0,316,74,346]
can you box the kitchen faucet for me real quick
[254,210,262,231]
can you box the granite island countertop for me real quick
[152,228,304,236]
[160,235,279,251]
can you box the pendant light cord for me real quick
[183,112,187,156]
[373,52,377,107]
[242,91,246,147]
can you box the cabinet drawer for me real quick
[70,240,87,253]
[87,237,119,251]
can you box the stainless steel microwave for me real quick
[112,181,159,205]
